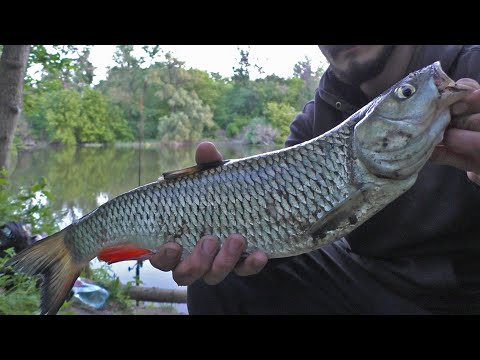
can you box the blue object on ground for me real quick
[72,278,110,309]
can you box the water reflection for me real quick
[10,141,279,313]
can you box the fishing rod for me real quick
[132,80,147,305]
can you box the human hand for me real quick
[149,142,268,285]
[431,79,480,185]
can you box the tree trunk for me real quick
[0,45,31,170]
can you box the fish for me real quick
[3,61,469,315]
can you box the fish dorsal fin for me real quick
[308,188,366,240]
[162,160,230,181]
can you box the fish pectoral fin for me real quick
[98,245,154,264]
[162,160,230,181]
[308,188,366,239]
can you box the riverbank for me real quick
[59,299,187,315]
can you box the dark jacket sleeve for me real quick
[285,100,315,147]
[451,46,480,83]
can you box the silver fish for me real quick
[4,61,468,314]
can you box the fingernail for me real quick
[452,102,468,116]
[202,238,218,255]
[227,237,244,254]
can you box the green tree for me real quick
[293,57,325,108]
[113,45,139,69]
[232,47,251,84]
[157,89,214,142]
[69,47,95,89]
[44,89,82,146]
[264,101,298,139]
[43,88,133,146]
[22,46,89,142]
[98,46,169,140]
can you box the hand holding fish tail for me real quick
[149,142,268,286]
[431,79,480,185]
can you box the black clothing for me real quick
[188,45,480,314]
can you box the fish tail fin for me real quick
[4,228,84,315]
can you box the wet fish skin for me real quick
[4,61,469,314]
[68,122,358,260]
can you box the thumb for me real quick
[195,142,223,165]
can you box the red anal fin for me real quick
[162,160,230,181]
[98,245,154,264]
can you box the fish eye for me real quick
[395,84,416,99]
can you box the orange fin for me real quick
[162,160,229,180]
[98,245,154,264]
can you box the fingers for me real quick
[195,142,223,165]
[452,89,480,116]
[152,233,269,286]
[450,113,480,131]
[172,236,220,286]
[442,128,480,162]
[431,128,480,174]
[202,234,247,285]
[149,242,182,271]
[431,145,474,173]
[455,78,480,92]
[234,251,268,277]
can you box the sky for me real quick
[88,45,328,85]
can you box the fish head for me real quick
[354,61,469,180]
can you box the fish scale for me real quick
[70,135,349,258]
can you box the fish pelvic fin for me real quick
[3,228,84,315]
[98,244,154,264]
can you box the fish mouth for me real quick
[432,61,469,105]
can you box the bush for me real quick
[0,168,59,236]
[0,168,60,314]
[244,117,280,145]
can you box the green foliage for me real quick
[0,249,41,315]
[293,57,325,108]
[108,103,136,142]
[26,45,79,89]
[0,169,60,315]
[113,45,139,69]
[225,115,251,138]
[41,88,133,145]
[1,250,85,315]
[157,90,214,142]
[229,85,262,116]
[232,47,251,83]
[244,117,280,145]
[264,102,298,140]
[44,89,82,145]
[0,168,59,235]
[20,45,326,146]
